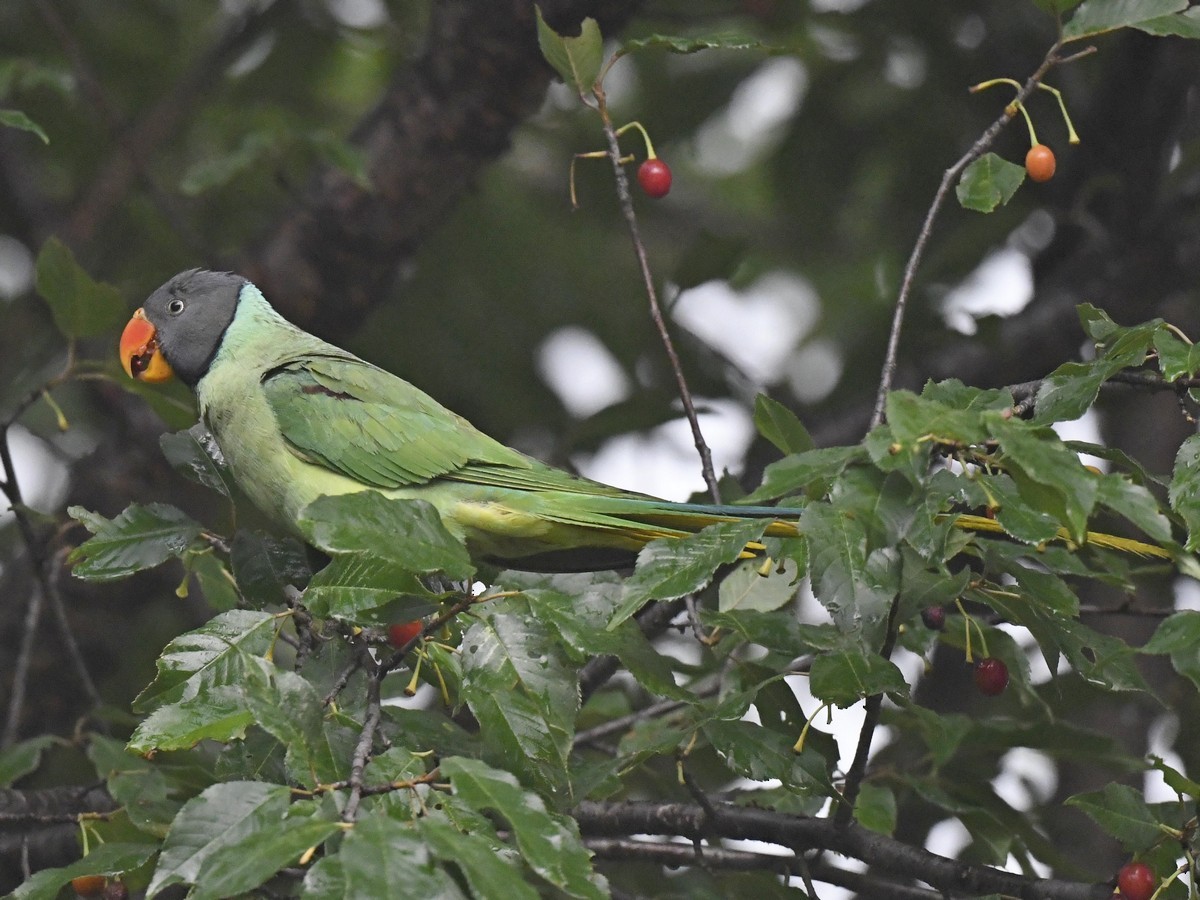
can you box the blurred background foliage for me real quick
[3,0,1200,888]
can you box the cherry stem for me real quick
[613,120,658,160]
[1013,101,1039,148]
[1038,83,1080,144]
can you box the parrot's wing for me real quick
[263,354,534,488]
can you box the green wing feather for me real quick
[263,354,532,489]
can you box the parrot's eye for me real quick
[168,298,185,315]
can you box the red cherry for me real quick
[637,158,672,198]
[387,621,423,649]
[1025,144,1056,182]
[920,606,945,630]
[70,876,107,897]
[973,657,1009,696]
[1117,861,1156,900]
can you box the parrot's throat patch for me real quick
[129,337,160,378]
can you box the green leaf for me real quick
[314,813,467,898]
[245,670,346,785]
[986,414,1099,541]
[498,571,685,699]
[610,519,768,628]
[535,8,603,94]
[128,611,278,753]
[753,393,813,455]
[856,782,897,835]
[133,610,277,713]
[299,492,474,579]
[718,555,801,612]
[9,842,158,900]
[1063,0,1187,41]
[703,719,835,794]
[35,237,126,338]
[0,107,48,143]
[442,757,607,899]
[801,502,898,644]
[1066,782,1162,850]
[304,551,439,622]
[742,445,864,503]
[1135,6,1200,36]
[230,530,312,609]
[146,781,339,899]
[956,153,1025,213]
[458,606,579,800]
[0,734,58,787]
[159,425,234,500]
[419,816,541,900]
[808,651,909,707]
[68,503,204,581]
[1170,433,1200,551]
[89,734,214,838]
[1142,611,1200,691]
[185,550,241,612]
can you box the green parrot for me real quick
[120,269,1169,570]
[119,269,809,570]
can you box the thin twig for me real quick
[871,40,1081,429]
[593,86,721,502]
[341,654,382,823]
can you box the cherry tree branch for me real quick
[573,800,1115,900]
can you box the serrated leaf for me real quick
[159,424,233,499]
[1063,0,1186,41]
[801,503,898,644]
[299,492,473,579]
[303,551,438,622]
[535,8,603,94]
[718,555,800,612]
[0,734,58,786]
[497,571,685,699]
[89,733,214,838]
[0,108,48,143]
[68,503,204,581]
[1065,782,1161,849]
[229,529,312,608]
[808,651,909,707]
[956,153,1025,213]
[9,842,158,900]
[753,393,813,455]
[133,610,277,713]
[1170,433,1200,551]
[442,757,607,899]
[742,445,864,503]
[146,781,339,899]
[246,670,345,785]
[327,814,467,898]
[458,608,579,800]
[1135,6,1200,36]
[703,719,835,794]
[610,519,768,628]
[986,413,1099,541]
[419,816,540,900]
[1142,611,1200,690]
[35,237,126,337]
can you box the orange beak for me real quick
[119,308,174,382]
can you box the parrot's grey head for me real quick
[120,269,246,387]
